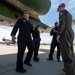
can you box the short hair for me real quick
[55,22,58,25]
[23,10,29,14]
[36,25,40,29]
[36,25,39,27]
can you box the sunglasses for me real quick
[24,11,30,14]
[24,12,28,14]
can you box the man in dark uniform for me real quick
[57,3,75,75]
[47,22,60,61]
[11,10,34,73]
[32,25,41,62]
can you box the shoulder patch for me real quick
[23,20,26,22]
[59,12,64,16]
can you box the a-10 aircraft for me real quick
[0,0,75,32]
[0,0,51,30]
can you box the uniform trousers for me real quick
[16,36,34,70]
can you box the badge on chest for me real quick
[23,20,26,22]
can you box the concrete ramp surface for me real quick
[1,44,74,75]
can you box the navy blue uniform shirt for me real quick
[50,27,58,42]
[11,18,33,38]
[32,29,40,41]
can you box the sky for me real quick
[0,0,75,44]
[39,0,75,27]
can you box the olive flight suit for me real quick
[58,10,75,75]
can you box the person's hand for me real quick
[34,38,37,42]
[12,36,16,44]
[57,35,60,42]
[53,29,58,33]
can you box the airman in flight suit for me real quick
[57,3,75,75]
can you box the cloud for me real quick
[51,0,59,4]
[51,0,60,9]
[51,0,75,11]
[40,33,52,44]
[0,27,11,42]
[71,9,75,14]
[67,0,75,10]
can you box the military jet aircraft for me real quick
[2,37,13,45]
[0,0,51,29]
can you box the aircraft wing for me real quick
[72,19,75,26]
[0,0,51,29]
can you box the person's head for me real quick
[23,10,30,20]
[57,3,65,12]
[33,25,39,30]
[36,25,39,29]
[33,25,36,30]
[54,22,58,27]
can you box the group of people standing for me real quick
[11,3,75,75]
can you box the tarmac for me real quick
[0,44,75,75]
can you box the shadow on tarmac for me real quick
[0,48,64,75]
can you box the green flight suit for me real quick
[58,10,75,75]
